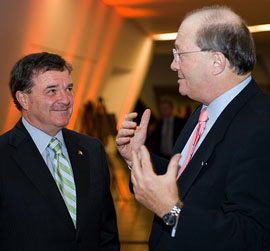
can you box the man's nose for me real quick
[59,90,72,104]
[170,58,179,72]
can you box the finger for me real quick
[117,128,135,138]
[116,126,136,146]
[139,109,151,131]
[131,150,142,181]
[120,120,137,130]
[139,145,154,175]
[125,112,138,122]
[166,153,181,180]
[115,137,130,147]
[131,171,137,188]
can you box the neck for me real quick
[204,73,251,105]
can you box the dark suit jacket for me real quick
[0,120,120,251]
[149,79,270,250]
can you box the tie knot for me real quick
[48,138,61,154]
[198,107,208,123]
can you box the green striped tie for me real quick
[48,138,77,227]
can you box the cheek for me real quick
[70,97,74,105]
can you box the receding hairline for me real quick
[183,6,244,29]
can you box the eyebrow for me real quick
[45,83,73,89]
[43,83,73,93]
[46,84,58,90]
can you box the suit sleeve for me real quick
[98,144,120,251]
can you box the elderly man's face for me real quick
[19,70,74,136]
[170,17,211,104]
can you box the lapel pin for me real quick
[78,150,83,155]
[201,161,208,166]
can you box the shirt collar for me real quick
[202,76,251,126]
[22,117,64,154]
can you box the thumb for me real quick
[139,109,151,131]
[166,153,181,180]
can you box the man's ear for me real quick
[15,91,29,110]
[211,51,226,75]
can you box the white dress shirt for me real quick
[22,118,73,179]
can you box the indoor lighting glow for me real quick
[248,24,270,33]
[152,24,270,41]
[151,32,177,41]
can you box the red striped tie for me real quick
[177,107,208,179]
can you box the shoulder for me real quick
[0,122,23,148]
[240,88,270,120]
[0,130,12,148]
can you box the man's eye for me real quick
[48,89,56,94]
[67,86,73,92]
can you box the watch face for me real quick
[163,213,176,226]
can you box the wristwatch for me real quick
[162,200,182,226]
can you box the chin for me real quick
[178,86,187,97]
[54,117,70,128]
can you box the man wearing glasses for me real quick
[116,5,270,251]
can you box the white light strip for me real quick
[151,32,177,41]
[151,24,270,41]
[248,24,270,33]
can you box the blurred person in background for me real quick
[147,97,185,159]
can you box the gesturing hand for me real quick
[131,145,181,218]
[115,109,151,166]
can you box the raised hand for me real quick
[115,109,151,166]
[131,145,181,218]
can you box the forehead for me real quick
[175,15,201,49]
[32,70,71,86]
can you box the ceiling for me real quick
[102,0,270,107]
[102,0,270,45]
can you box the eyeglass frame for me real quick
[172,48,209,62]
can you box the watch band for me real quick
[171,204,181,217]
[162,200,182,226]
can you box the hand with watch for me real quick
[131,146,182,222]
[162,200,184,226]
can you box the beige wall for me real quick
[0,0,153,133]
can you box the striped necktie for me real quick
[48,138,77,227]
[177,107,208,179]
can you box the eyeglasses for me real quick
[172,48,207,62]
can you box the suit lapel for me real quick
[177,79,262,199]
[10,121,74,229]
[62,129,91,237]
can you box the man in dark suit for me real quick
[147,98,185,159]
[0,52,120,250]
[115,6,270,250]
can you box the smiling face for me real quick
[16,70,74,136]
[170,16,212,104]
